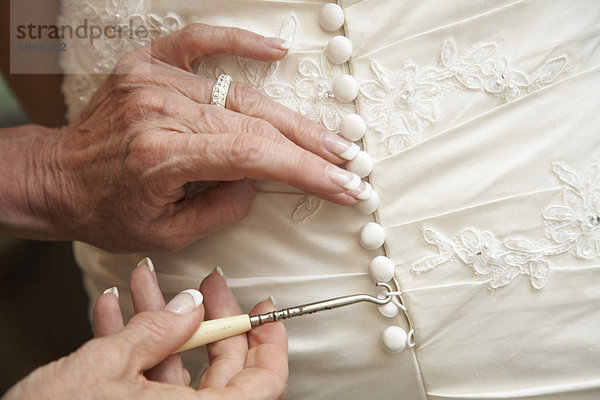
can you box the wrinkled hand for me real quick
[26,23,364,252]
[4,259,288,400]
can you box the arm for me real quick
[0,124,68,240]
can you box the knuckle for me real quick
[182,22,208,38]
[229,134,264,167]
[295,149,316,175]
[134,312,173,340]
[81,339,128,375]
[244,118,277,139]
[112,62,153,87]
[225,26,247,43]
[295,116,317,142]
[123,90,164,118]
[224,197,252,223]
[229,83,266,115]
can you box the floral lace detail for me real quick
[292,196,323,223]
[60,1,183,121]
[412,162,600,290]
[196,14,354,132]
[360,40,571,154]
[196,14,298,112]
[294,54,355,131]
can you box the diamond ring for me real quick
[210,74,233,108]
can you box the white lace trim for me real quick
[360,40,571,154]
[412,162,600,290]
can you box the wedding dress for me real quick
[58,1,600,398]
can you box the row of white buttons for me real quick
[319,2,406,354]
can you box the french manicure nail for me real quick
[327,165,362,190]
[213,266,224,277]
[264,37,292,51]
[137,256,154,273]
[103,286,119,299]
[356,182,373,201]
[321,131,360,161]
[345,180,366,198]
[264,296,277,306]
[165,289,203,315]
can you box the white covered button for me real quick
[378,301,399,318]
[347,151,373,177]
[341,113,366,141]
[382,326,407,353]
[326,36,353,64]
[354,190,379,215]
[319,3,345,32]
[359,222,385,250]
[370,256,395,282]
[332,74,359,103]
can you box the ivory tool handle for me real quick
[175,314,252,353]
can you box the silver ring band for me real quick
[210,74,232,108]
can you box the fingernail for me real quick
[327,165,362,190]
[165,289,203,315]
[213,266,224,277]
[355,182,373,201]
[264,37,292,51]
[103,286,119,299]
[263,296,277,306]
[137,256,155,273]
[321,131,360,161]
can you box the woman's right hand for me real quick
[5,23,366,252]
[3,259,288,400]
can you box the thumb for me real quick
[113,289,205,373]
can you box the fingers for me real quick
[111,290,205,373]
[224,298,288,400]
[164,180,257,250]
[226,82,352,164]
[130,257,191,386]
[198,269,248,389]
[150,23,290,71]
[166,133,361,205]
[156,93,293,147]
[156,69,352,165]
[93,287,124,337]
[130,257,165,313]
[139,61,352,166]
[247,299,288,353]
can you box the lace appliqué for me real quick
[412,162,600,290]
[360,40,571,154]
[60,1,183,121]
[292,196,322,223]
[196,14,354,132]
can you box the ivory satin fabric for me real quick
[59,1,600,398]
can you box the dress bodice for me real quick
[59,1,600,398]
